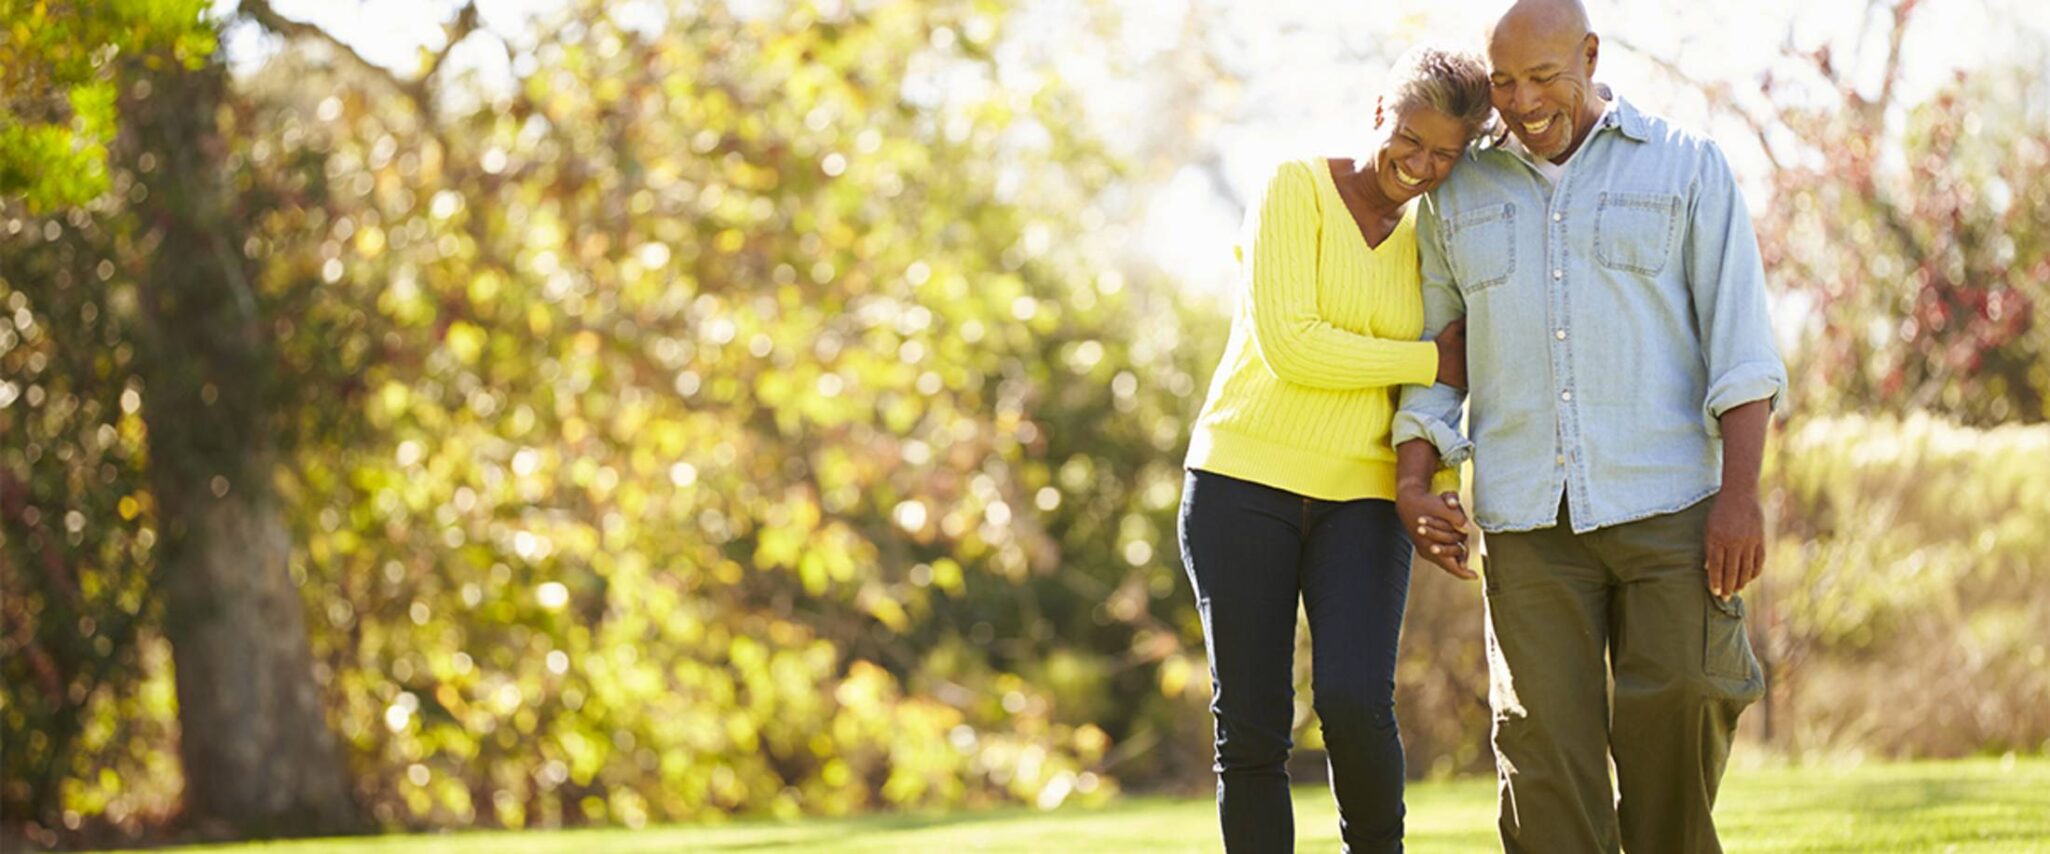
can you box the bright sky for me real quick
[222,0,2049,300]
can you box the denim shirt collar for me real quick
[1607,91,1651,142]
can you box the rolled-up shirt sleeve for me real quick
[1393,195,1473,475]
[1685,142,1789,437]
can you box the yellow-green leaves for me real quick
[0,0,215,211]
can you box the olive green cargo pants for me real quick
[1481,496,1765,853]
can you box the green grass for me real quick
[130,757,2050,853]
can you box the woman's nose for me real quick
[1403,151,1433,180]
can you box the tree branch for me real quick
[1871,0,1920,116]
[236,0,481,123]
[1607,35,1788,175]
[420,3,484,93]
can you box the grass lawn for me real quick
[128,756,2049,853]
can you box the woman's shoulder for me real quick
[1265,157,1332,183]
[1255,157,1333,204]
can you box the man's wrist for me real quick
[1717,478,1761,501]
[1396,473,1436,494]
[1396,439,1443,496]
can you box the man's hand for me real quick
[1433,318,1469,390]
[1397,486,1475,580]
[1707,398,1773,599]
[1704,489,1764,599]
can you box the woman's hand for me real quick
[1397,485,1475,580]
[1433,318,1469,389]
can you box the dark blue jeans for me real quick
[1178,469,1415,854]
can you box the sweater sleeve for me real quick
[1242,160,1440,391]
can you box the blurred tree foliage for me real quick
[252,0,1223,829]
[1739,2,2050,423]
[1759,414,2050,756]
[5,0,1225,843]
[0,203,175,840]
[0,0,215,211]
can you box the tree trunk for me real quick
[121,48,361,840]
[153,461,360,838]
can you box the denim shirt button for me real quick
[1560,390,1573,401]
[1552,268,1563,279]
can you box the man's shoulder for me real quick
[1614,97,1726,163]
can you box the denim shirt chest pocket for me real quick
[1594,190,1682,276]
[1445,202,1517,295]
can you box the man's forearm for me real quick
[1717,399,1770,498]
[1397,439,1444,493]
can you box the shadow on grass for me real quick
[622,796,1200,852]
[678,810,1046,851]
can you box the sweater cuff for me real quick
[1429,465,1462,497]
[1407,341,1440,388]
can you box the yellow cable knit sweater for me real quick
[1186,158,1456,501]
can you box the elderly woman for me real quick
[1178,45,1493,851]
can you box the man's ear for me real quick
[1583,33,1600,76]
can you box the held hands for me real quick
[1397,486,1475,580]
[1704,489,1766,599]
[1433,318,1468,390]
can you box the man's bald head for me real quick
[1489,0,1592,49]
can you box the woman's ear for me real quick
[1374,95,1386,130]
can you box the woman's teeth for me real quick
[1394,166,1424,187]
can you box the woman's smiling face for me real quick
[1373,103,1472,204]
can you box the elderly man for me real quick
[1391,0,1786,851]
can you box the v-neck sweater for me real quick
[1185,158,1451,501]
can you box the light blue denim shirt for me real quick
[1393,94,1788,534]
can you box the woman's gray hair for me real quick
[1383,44,1495,136]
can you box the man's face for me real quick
[1487,20,1599,163]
